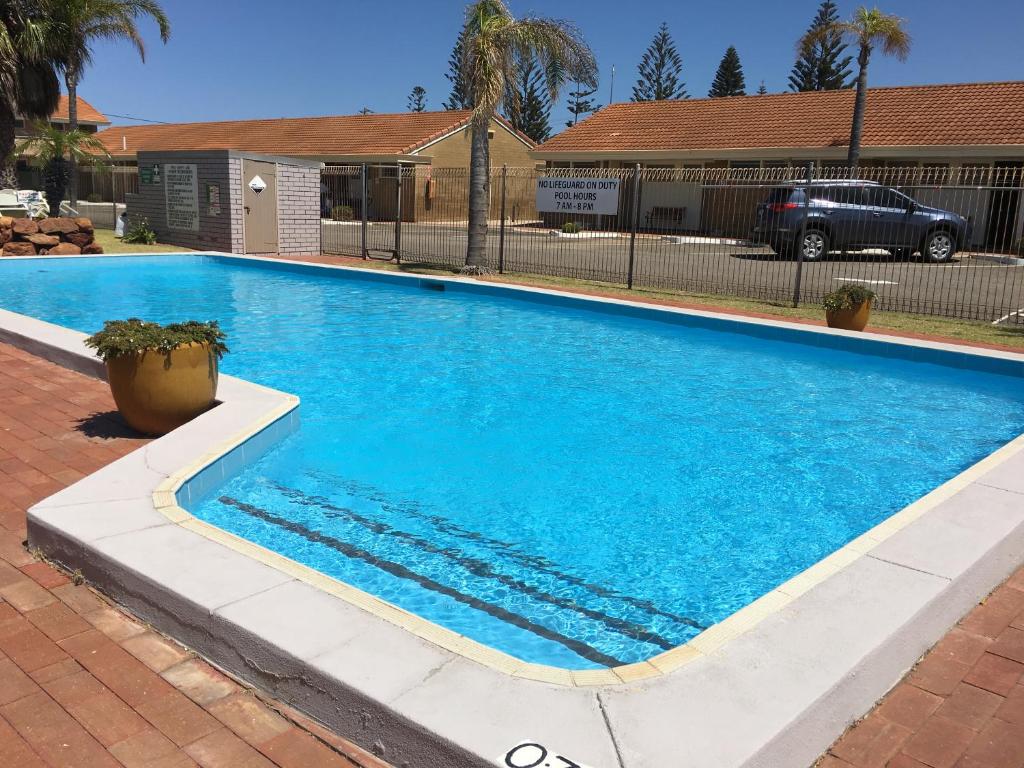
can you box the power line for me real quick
[103,112,170,124]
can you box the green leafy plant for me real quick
[85,319,228,362]
[822,283,877,311]
[330,204,354,221]
[86,192,102,203]
[16,122,110,213]
[122,216,157,245]
[561,221,581,234]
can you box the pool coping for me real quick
[3,251,1023,767]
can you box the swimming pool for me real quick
[2,254,1023,670]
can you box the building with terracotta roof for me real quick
[14,95,110,187]
[95,110,534,166]
[533,81,1024,170]
[532,82,1024,247]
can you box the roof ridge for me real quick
[102,109,475,133]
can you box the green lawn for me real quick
[93,229,194,254]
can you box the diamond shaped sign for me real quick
[248,175,267,195]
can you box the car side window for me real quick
[808,186,863,205]
[865,186,910,210]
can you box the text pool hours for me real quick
[502,742,594,768]
[535,178,620,216]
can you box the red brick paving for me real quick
[821,570,1024,768]
[0,342,388,768]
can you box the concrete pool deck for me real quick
[1,252,1023,767]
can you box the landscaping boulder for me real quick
[0,215,12,229]
[0,228,10,246]
[74,217,94,233]
[38,217,79,235]
[24,233,61,248]
[11,218,39,236]
[82,243,104,255]
[65,231,94,249]
[3,241,37,256]
[43,243,82,256]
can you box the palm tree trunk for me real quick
[464,114,491,270]
[0,103,18,190]
[847,45,870,168]
[66,70,79,209]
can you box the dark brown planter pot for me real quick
[105,342,219,436]
[826,300,872,332]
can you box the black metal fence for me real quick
[72,165,136,229]
[319,163,1024,323]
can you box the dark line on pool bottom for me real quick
[218,496,627,668]
[296,475,705,630]
[268,484,683,649]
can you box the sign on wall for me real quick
[139,165,161,185]
[206,183,221,217]
[165,164,199,231]
[536,177,620,215]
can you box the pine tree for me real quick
[443,26,473,110]
[632,22,687,101]
[708,46,746,98]
[407,86,428,112]
[503,55,553,143]
[757,81,768,95]
[789,0,853,92]
[565,83,601,127]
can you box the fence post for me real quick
[111,168,117,230]
[360,163,368,259]
[498,165,507,275]
[627,163,642,289]
[394,162,403,263]
[792,161,814,308]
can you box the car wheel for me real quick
[796,229,829,261]
[922,230,956,263]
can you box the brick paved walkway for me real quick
[0,343,387,768]
[820,571,1024,768]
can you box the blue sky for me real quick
[82,0,1022,130]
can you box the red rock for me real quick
[0,228,10,246]
[82,243,104,255]
[0,215,13,228]
[3,241,37,256]
[64,231,93,248]
[38,217,79,235]
[24,233,60,247]
[44,243,82,256]
[74,217,94,233]
[11,218,39,236]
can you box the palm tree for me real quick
[459,0,596,272]
[0,0,62,189]
[51,0,170,204]
[17,122,109,213]
[802,6,910,167]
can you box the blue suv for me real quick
[752,181,970,263]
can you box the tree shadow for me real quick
[74,411,143,440]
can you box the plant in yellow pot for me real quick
[85,319,228,436]
[822,284,877,332]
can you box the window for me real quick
[864,185,911,210]
[808,185,864,205]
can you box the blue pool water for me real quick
[2,254,1022,669]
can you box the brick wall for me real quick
[127,151,319,255]
[276,163,320,256]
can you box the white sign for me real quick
[536,177,620,215]
[248,175,267,195]
[164,163,199,231]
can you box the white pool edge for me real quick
[0,252,1020,768]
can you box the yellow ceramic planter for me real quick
[106,342,219,436]
[825,300,872,332]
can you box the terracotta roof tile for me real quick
[49,95,109,125]
[534,81,1024,155]
[95,110,532,158]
